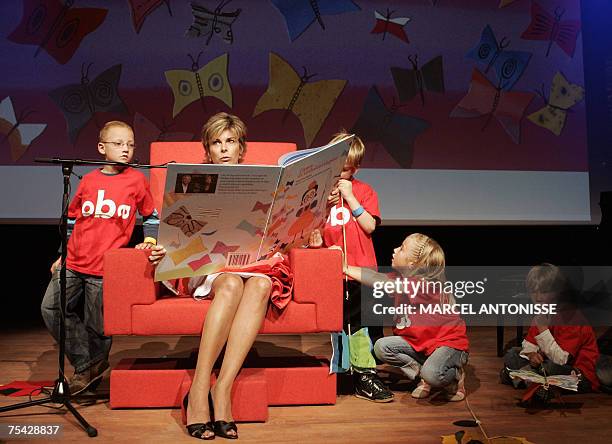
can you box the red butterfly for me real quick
[8,0,107,65]
[188,254,212,271]
[371,9,410,44]
[128,0,173,34]
[252,201,271,214]
[520,1,581,57]
[450,69,534,144]
[211,241,240,257]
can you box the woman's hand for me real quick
[140,244,167,266]
[308,229,323,248]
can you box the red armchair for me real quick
[103,141,343,420]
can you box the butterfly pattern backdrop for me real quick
[0,0,588,173]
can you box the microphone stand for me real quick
[0,158,166,437]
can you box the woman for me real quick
[149,113,272,440]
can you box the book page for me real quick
[155,163,281,281]
[259,136,352,259]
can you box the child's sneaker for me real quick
[353,372,394,403]
[445,367,466,402]
[411,379,432,399]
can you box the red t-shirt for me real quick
[66,168,156,276]
[323,178,380,267]
[393,280,470,356]
[525,313,600,390]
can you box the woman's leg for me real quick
[188,274,244,427]
[212,276,271,428]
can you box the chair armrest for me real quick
[103,248,160,335]
[290,248,343,331]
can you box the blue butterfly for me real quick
[351,86,429,169]
[271,0,360,41]
[466,25,531,91]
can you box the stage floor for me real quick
[1,326,611,443]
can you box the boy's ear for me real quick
[97,142,106,156]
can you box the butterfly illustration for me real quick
[351,86,429,168]
[252,201,272,214]
[188,254,212,271]
[165,53,232,118]
[520,1,581,57]
[527,72,584,136]
[450,68,534,144]
[128,0,173,33]
[211,241,240,257]
[0,97,47,162]
[163,206,207,237]
[253,52,347,147]
[49,64,128,144]
[466,25,532,91]
[133,112,195,161]
[186,0,241,44]
[271,0,360,42]
[8,0,107,65]
[371,9,410,43]
[391,55,445,106]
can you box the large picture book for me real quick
[154,135,353,281]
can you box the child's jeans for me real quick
[41,267,112,374]
[374,336,468,388]
[503,347,591,393]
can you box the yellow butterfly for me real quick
[165,53,232,118]
[527,72,584,136]
[253,52,347,147]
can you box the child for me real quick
[40,121,163,395]
[343,233,470,401]
[501,264,600,394]
[309,132,393,403]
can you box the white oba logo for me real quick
[327,205,351,226]
[82,190,131,219]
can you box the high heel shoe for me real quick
[183,392,215,440]
[213,420,238,439]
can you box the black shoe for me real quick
[184,393,215,440]
[353,372,394,403]
[214,420,238,439]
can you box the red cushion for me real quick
[131,298,318,335]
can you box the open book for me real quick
[508,368,579,391]
[154,135,352,281]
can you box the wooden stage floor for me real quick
[1,326,611,443]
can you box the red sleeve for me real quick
[360,184,381,223]
[137,174,156,217]
[67,179,85,218]
[525,323,540,345]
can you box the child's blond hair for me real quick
[201,112,247,162]
[526,264,570,296]
[98,121,133,143]
[329,131,365,169]
[404,233,446,282]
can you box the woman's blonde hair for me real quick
[201,112,247,162]
[329,131,365,168]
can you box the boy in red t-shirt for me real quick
[501,264,600,396]
[40,121,163,394]
[310,133,393,403]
